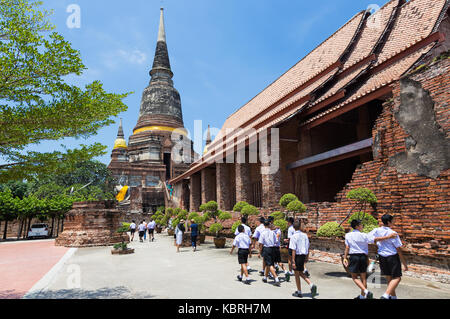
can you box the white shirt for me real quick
[138,224,146,232]
[273,228,282,247]
[130,223,136,230]
[369,226,402,257]
[147,221,156,229]
[258,228,277,248]
[287,225,295,239]
[233,233,251,249]
[289,231,309,255]
[252,224,265,239]
[345,230,372,255]
[234,224,252,238]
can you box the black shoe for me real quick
[311,284,318,298]
[304,270,310,278]
[259,271,265,276]
[237,275,242,282]
[285,272,291,282]
[366,291,374,299]
[273,281,281,287]
[244,280,251,285]
[262,278,268,283]
[380,296,389,299]
[292,291,303,298]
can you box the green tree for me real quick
[0,0,130,182]
[0,188,17,239]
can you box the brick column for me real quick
[216,163,232,211]
[261,162,281,209]
[189,173,201,212]
[298,129,311,203]
[201,167,216,204]
[236,163,251,203]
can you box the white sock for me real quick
[309,283,314,288]
[263,276,267,280]
[382,293,390,299]
[364,289,369,295]
[275,277,280,282]
[360,294,366,299]
[284,270,289,274]
[390,295,397,299]
[244,276,248,281]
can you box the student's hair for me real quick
[293,220,301,231]
[259,217,265,223]
[132,220,135,223]
[241,216,247,224]
[238,225,244,233]
[288,217,294,224]
[268,216,274,222]
[190,219,195,223]
[381,214,394,225]
[351,219,362,229]
[264,220,270,227]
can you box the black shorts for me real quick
[139,231,145,238]
[294,254,307,272]
[130,229,136,234]
[262,247,276,266]
[148,229,154,234]
[273,247,281,263]
[348,254,368,274]
[379,254,402,278]
[238,249,249,264]
[288,248,293,257]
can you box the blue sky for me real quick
[31,0,384,165]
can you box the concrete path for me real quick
[0,239,69,299]
[23,233,450,299]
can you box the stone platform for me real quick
[55,201,128,248]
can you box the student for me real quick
[369,214,408,299]
[271,222,290,282]
[252,217,267,276]
[230,225,252,284]
[129,220,136,242]
[147,218,156,242]
[235,216,253,271]
[137,221,146,243]
[258,220,281,287]
[175,219,185,253]
[289,220,317,298]
[344,219,398,299]
[142,219,147,241]
[189,219,199,252]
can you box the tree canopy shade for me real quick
[0,0,130,182]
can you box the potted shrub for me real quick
[286,200,306,216]
[241,204,259,216]
[279,193,299,209]
[193,215,206,244]
[111,225,134,255]
[270,211,285,221]
[209,223,225,248]
[347,211,379,233]
[339,187,378,226]
[233,201,249,213]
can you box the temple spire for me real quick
[158,8,166,43]
[117,118,124,138]
[150,8,172,78]
[206,125,212,146]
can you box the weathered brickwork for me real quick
[189,173,201,212]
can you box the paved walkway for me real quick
[0,239,69,299]
[21,233,450,299]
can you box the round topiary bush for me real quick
[218,211,232,221]
[286,200,306,214]
[231,220,241,234]
[346,187,378,204]
[188,212,200,220]
[270,211,285,221]
[317,222,345,238]
[279,193,299,208]
[205,201,218,212]
[241,204,259,216]
[274,219,288,232]
[209,223,223,235]
[199,203,207,212]
[233,201,249,212]
[171,217,181,229]
[348,211,378,233]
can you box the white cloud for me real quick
[101,49,148,70]
[118,49,147,64]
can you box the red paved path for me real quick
[0,240,68,299]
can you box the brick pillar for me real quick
[201,167,216,204]
[298,129,311,203]
[261,162,281,209]
[189,173,201,212]
[216,163,232,211]
[236,163,251,203]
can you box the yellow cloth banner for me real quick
[116,186,129,202]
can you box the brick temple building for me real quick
[108,9,192,214]
[170,0,450,279]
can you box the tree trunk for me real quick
[50,217,55,238]
[2,220,7,240]
[56,218,60,237]
[17,219,23,240]
[61,217,64,233]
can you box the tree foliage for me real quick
[279,193,299,208]
[0,0,130,182]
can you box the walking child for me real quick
[137,221,146,243]
[230,225,252,284]
[252,216,267,276]
[189,219,198,252]
[258,220,281,287]
[147,218,156,242]
[129,220,136,242]
[271,222,290,282]
[289,220,317,298]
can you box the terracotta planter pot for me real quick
[111,248,135,255]
[214,237,226,248]
[280,247,289,263]
[167,229,174,236]
[199,234,206,244]
[156,226,162,234]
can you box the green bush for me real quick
[270,211,285,221]
[233,201,249,212]
[231,220,241,234]
[188,212,200,220]
[346,188,377,204]
[199,203,207,212]
[348,211,378,233]
[274,219,288,232]
[205,201,218,212]
[177,209,188,220]
[317,222,345,238]
[209,223,223,235]
[171,217,181,228]
[241,204,259,216]
[113,242,128,250]
[165,207,174,217]
[279,193,299,208]
[286,200,306,214]
[202,211,212,221]
[122,222,131,229]
[218,211,232,221]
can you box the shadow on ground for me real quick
[0,290,26,299]
[24,286,155,299]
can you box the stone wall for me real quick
[55,201,128,248]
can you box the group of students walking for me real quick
[230,213,408,299]
[129,219,156,243]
